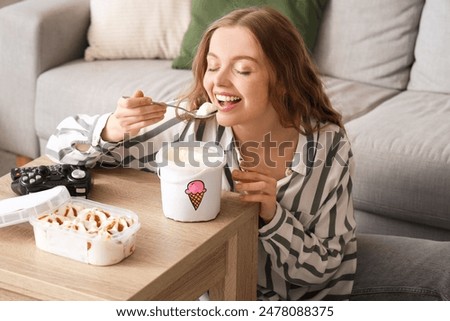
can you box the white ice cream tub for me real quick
[0,186,140,266]
[156,141,226,222]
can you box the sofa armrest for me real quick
[0,0,90,158]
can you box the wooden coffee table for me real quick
[0,157,258,300]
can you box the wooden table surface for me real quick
[0,157,258,300]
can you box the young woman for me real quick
[46,7,450,301]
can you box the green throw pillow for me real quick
[172,0,329,69]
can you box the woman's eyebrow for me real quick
[207,52,258,63]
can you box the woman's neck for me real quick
[232,120,298,146]
[232,122,299,179]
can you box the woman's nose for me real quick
[213,67,231,86]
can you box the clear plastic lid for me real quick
[0,186,71,228]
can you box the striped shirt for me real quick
[46,108,357,300]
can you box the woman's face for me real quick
[203,26,277,131]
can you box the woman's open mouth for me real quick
[215,94,242,112]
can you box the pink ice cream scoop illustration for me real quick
[185,180,207,210]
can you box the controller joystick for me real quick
[38,165,50,176]
[71,169,87,180]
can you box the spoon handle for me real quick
[122,96,216,118]
[122,96,188,112]
[161,103,189,112]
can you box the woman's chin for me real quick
[216,113,237,127]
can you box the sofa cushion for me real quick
[313,0,425,90]
[172,0,328,69]
[407,0,450,94]
[355,210,450,242]
[85,0,191,61]
[321,76,399,123]
[35,59,193,145]
[346,91,450,230]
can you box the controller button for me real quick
[35,174,42,181]
[71,169,86,179]
[29,178,36,184]
[28,172,35,178]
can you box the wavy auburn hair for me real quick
[182,6,343,134]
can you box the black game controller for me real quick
[10,164,92,197]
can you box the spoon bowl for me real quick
[163,103,217,119]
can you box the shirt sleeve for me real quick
[45,113,116,167]
[45,109,190,170]
[258,127,356,286]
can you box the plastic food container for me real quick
[0,186,140,266]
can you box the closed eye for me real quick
[235,70,251,76]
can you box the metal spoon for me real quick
[122,96,217,119]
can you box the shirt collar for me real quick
[216,124,308,177]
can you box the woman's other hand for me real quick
[232,169,277,223]
[101,90,167,142]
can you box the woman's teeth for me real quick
[215,94,241,105]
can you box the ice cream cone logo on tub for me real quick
[185,180,207,210]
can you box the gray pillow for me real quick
[313,0,425,90]
[408,0,450,94]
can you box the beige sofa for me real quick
[0,0,449,240]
